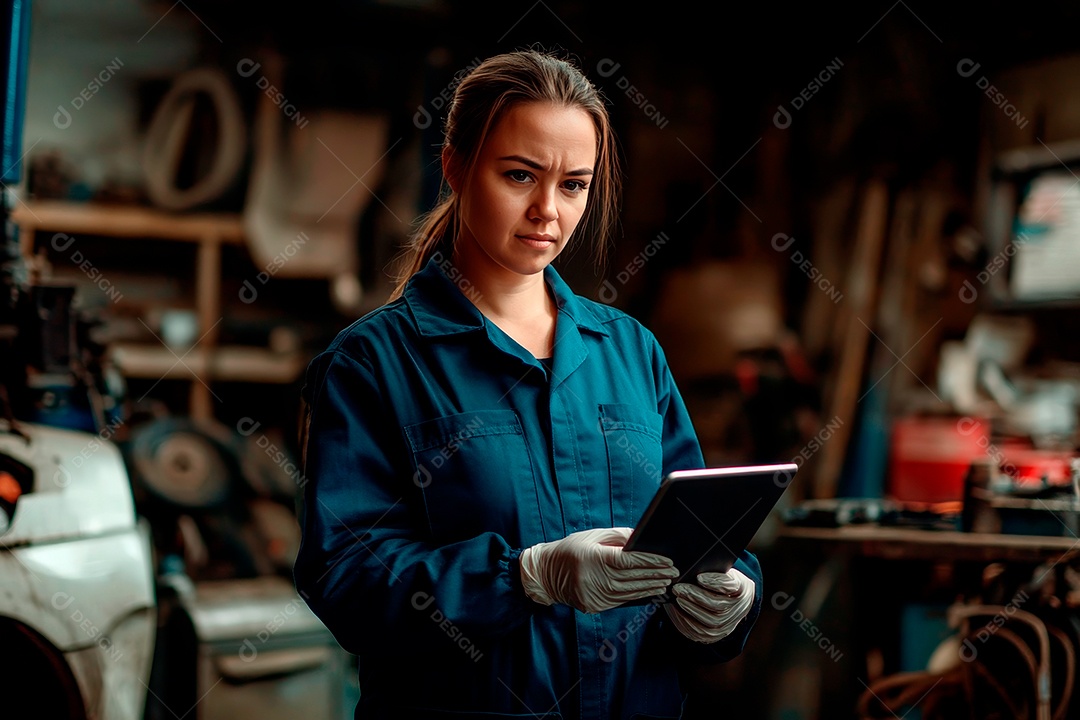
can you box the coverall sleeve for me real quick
[293,349,536,657]
[647,333,763,664]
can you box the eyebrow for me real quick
[498,155,594,177]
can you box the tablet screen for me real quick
[622,463,798,583]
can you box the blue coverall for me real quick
[294,254,763,719]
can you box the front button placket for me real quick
[550,313,611,720]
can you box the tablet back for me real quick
[623,464,798,579]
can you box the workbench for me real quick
[779,524,1080,564]
[764,524,1080,717]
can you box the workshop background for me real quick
[2,0,1080,718]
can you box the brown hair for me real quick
[388,50,620,301]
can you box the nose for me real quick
[529,185,558,223]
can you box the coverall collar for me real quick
[404,250,611,339]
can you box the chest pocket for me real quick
[599,403,664,528]
[404,409,541,545]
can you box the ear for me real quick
[441,146,461,193]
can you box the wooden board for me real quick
[813,180,890,498]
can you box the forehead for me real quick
[482,101,597,166]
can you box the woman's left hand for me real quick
[664,568,755,644]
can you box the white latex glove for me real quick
[664,568,755,643]
[519,527,679,614]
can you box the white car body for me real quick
[0,422,155,720]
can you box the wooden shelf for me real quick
[987,295,1080,312]
[995,139,1080,174]
[12,200,253,419]
[10,200,244,245]
[110,344,305,384]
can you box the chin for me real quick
[506,260,550,277]
[495,252,549,274]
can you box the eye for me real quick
[504,170,532,184]
[563,179,589,193]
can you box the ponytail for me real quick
[388,192,458,302]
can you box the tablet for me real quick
[622,463,798,599]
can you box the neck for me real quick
[451,244,552,323]
[450,239,558,359]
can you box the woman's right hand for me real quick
[518,527,679,613]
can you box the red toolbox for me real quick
[888,416,991,503]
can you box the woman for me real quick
[295,50,762,720]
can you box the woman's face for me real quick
[450,101,598,283]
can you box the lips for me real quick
[516,234,557,251]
